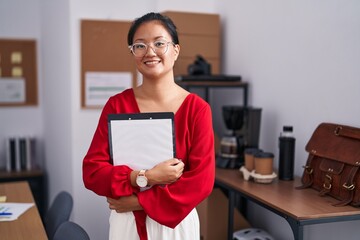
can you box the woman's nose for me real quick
[145,45,157,56]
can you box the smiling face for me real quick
[131,21,180,81]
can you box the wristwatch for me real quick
[136,169,148,188]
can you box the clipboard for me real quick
[108,112,176,170]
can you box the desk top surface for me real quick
[0,181,47,240]
[0,169,44,179]
[216,168,360,221]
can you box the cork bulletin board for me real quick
[0,39,38,106]
[81,20,137,109]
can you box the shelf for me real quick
[0,169,44,178]
[176,80,248,106]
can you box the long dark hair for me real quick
[127,12,179,45]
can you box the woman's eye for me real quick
[154,41,166,48]
[135,44,146,49]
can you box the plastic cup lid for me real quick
[244,148,262,155]
[254,151,274,158]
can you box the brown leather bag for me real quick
[297,122,360,207]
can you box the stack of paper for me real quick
[108,112,175,170]
[0,203,34,221]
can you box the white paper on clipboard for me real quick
[108,112,175,170]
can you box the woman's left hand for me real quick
[107,195,143,213]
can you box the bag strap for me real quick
[352,199,360,207]
[296,154,315,189]
[332,166,359,207]
[335,125,360,140]
[319,174,332,196]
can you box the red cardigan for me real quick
[82,89,215,239]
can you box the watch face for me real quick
[136,176,148,188]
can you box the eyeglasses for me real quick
[128,40,175,57]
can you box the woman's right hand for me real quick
[147,158,184,186]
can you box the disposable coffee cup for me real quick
[254,152,274,175]
[244,148,261,171]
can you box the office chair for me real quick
[53,221,90,240]
[44,191,73,240]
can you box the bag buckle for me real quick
[323,174,332,190]
[342,183,355,190]
[303,165,313,174]
[334,126,342,135]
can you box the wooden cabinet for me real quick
[0,169,47,219]
[162,11,221,76]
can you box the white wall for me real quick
[0,0,45,169]
[1,0,360,240]
[217,1,360,240]
[40,0,73,208]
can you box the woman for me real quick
[82,12,215,240]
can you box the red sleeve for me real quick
[137,101,215,228]
[82,94,138,198]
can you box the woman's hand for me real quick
[107,195,143,213]
[146,158,184,185]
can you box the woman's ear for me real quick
[173,44,180,61]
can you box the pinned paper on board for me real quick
[0,196,6,203]
[0,78,26,103]
[11,52,22,64]
[11,67,23,77]
[85,71,132,107]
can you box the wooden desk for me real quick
[215,168,360,240]
[0,181,47,240]
[0,169,47,218]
